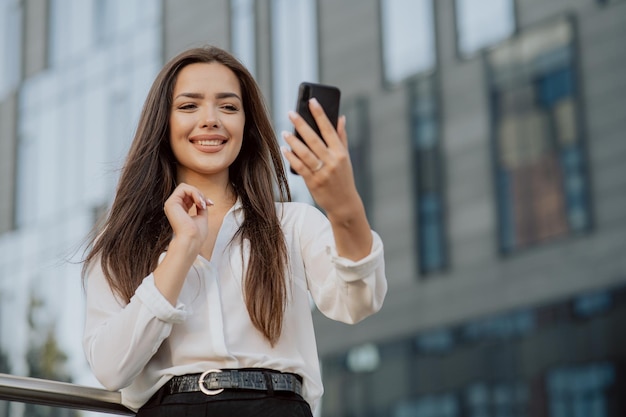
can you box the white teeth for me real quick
[196,139,223,146]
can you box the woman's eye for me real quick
[179,103,197,110]
[222,104,239,112]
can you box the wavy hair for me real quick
[82,46,291,345]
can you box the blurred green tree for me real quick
[24,294,77,417]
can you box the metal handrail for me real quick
[0,373,133,415]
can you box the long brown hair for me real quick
[82,46,291,345]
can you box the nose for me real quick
[201,108,221,128]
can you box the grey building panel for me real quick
[517,0,589,25]
[595,184,626,228]
[435,0,459,65]
[449,198,495,246]
[451,229,497,269]
[318,0,381,91]
[251,0,272,100]
[23,0,48,78]
[163,0,230,60]
[0,94,18,234]
[447,144,493,207]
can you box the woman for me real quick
[82,45,386,417]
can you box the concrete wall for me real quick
[0,94,17,234]
[23,0,48,78]
[163,0,230,60]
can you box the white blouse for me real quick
[83,201,387,413]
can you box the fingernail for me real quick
[309,97,320,107]
[288,110,298,119]
[206,198,214,206]
[281,131,290,140]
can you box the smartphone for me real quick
[294,82,341,145]
[290,82,341,174]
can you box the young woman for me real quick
[82,45,387,417]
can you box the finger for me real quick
[288,110,329,158]
[282,131,325,173]
[337,115,348,149]
[281,146,306,176]
[308,98,341,149]
[174,183,213,212]
[193,192,214,212]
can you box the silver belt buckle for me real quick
[198,369,224,395]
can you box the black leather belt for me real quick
[165,369,303,396]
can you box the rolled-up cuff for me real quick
[328,231,384,283]
[134,274,188,323]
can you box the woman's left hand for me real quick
[282,98,361,219]
[282,98,373,260]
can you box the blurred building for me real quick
[0,0,625,417]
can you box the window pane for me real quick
[487,18,590,253]
[381,0,435,84]
[93,0,116,43]
[18,0,162,227]
[271,0,318,134]
[455,0,515,57]
[230,0,256,76]
[410,77,446,274]
[548,362,616,417]
[271,0,318,202]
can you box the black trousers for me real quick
[136,387,314,417]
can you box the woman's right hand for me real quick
[163,183,213,251]
[153,183,213,305]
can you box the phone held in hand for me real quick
[294,82,341,145]
[290,82,341,175]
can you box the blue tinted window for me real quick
[487,19,591,253]
[410,77,446,274]
[548,362,616,417]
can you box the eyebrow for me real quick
[174,92,242,102]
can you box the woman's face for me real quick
[169,62,245,183]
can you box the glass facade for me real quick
[320,284,626,417]
[0,0,162,392]
[487,18,591,253]
[380,0,436,84]
[455,0,516,57]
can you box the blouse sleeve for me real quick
[298,204,387,324]
[82,259,187,391]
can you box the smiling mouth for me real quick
[192,139,226,146]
